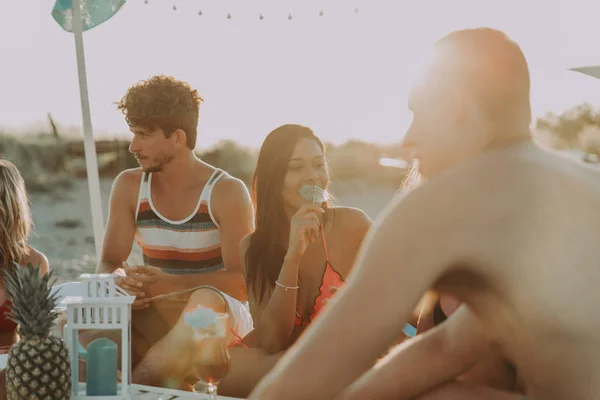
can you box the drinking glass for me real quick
[191,312,231,399]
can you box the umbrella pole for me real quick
[72,0,105,260]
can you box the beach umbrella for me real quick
[570,66,600,80]
[51,0,126,259]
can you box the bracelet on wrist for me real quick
[275,281,300,291]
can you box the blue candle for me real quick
[86,337,118,396]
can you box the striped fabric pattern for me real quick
[134,169,226,274]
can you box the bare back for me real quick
[437,142,600,399]
[245,141,600,400]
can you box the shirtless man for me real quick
[81,75,254,382]
[249,27,600,400]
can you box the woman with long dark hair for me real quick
[242,124,373,352]
[215,124,374,396]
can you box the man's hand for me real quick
[114,267,158,309]
[125,265,172,299]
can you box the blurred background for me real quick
[1,0,600,280]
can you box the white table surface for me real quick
[0,357,244,400]
[128,384,244,400]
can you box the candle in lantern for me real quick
[86,337,118,396]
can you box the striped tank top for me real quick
[134,168,226,275]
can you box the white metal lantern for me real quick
[62,274,135,399]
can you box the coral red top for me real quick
[228,225,344,348]
[295,225,344,326]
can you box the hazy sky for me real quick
[1,0,600,149]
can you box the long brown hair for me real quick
[0,159,32,270]
[245,124,328,303]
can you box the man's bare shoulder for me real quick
[377,151,521,248]
[477,141,600,183]
[415,141,599,205]
[389,142,600,251]
[211,174,253,226]
[110,168,143,210]
[212,174,251,203]
[113,168,143,190]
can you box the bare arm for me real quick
[240,234,302,353]
[249,171,484,400]
[96,170,139,275]
[242,204,323,354]
[338,306,488,400]
[248,207,372,354]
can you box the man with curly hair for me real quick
[80,75,254,387]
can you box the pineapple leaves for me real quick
[2,261,60,338]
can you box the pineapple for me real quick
[2,262,71,400]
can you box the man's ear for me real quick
[172,129,188,149]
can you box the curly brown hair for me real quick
[116,75,203,149]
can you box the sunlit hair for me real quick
[245,124,331,303]
[116,75,203,149]
[399,159,423,194]
[0,160,32,270]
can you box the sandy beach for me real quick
[27,177,398,282]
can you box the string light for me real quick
[141,1,360,20]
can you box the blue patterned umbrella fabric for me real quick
[52,0,126,32]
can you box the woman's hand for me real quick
[286,204,324,259]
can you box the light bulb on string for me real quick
[288,13,292,20]
[319,10,324,16]
[259,13,264,20]
[144,0,148,4]
[172,4,176,10]
[198,9,202,16]
[227,12,232,19]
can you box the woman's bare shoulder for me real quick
[329,206,373,236]
[22,247,50,274]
